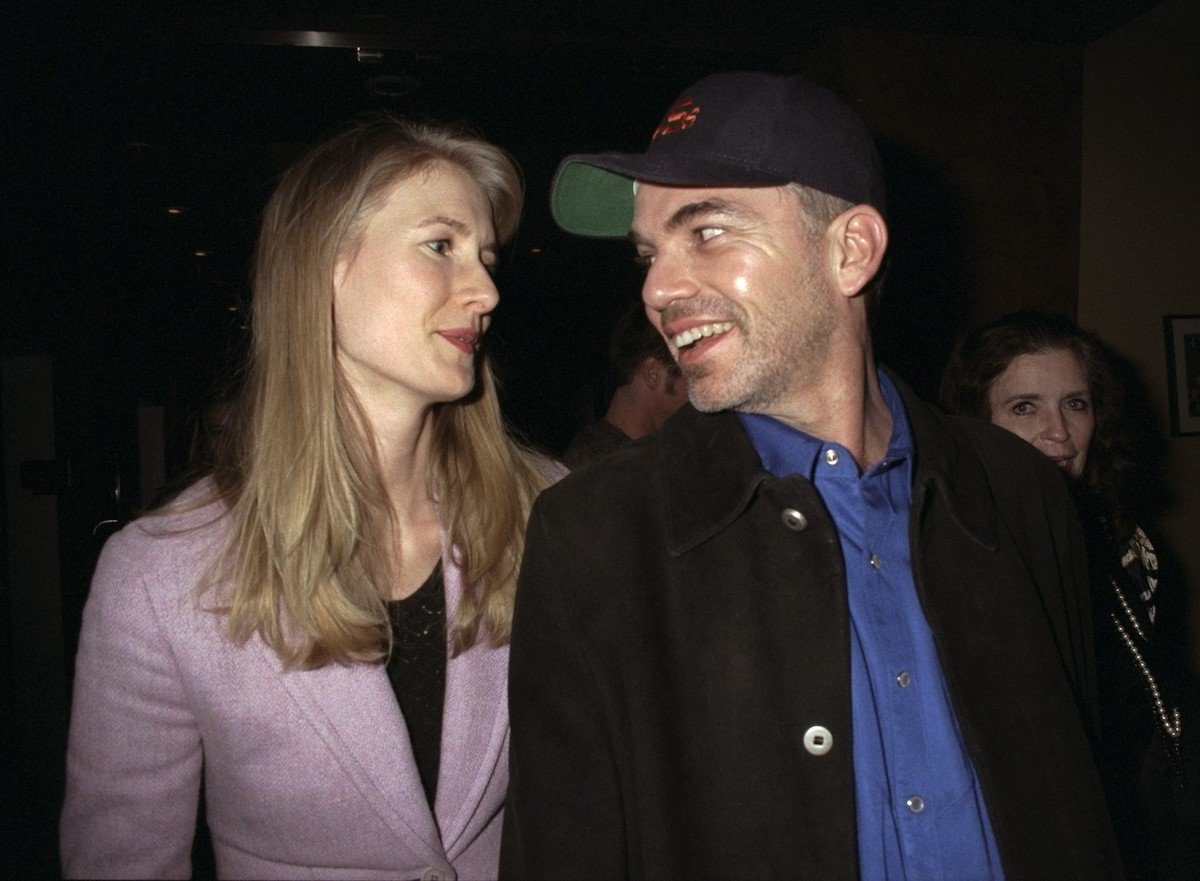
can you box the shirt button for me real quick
[869,553,882,569]
[824,449,840,466]
[906,795,925,813]
[803,725,833,756]
[896,671,911,688]
[421,870,454,881]
[781,508,808,531]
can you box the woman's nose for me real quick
[1040,411,1070,442]
[462,265,500,314]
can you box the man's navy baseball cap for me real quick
[550,71,886,238]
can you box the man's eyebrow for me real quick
[629,198,752,246]
[665,198,751,231]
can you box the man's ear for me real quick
[829,205,887,299]
[640,356,664,391]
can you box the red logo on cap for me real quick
[652,98,699,140]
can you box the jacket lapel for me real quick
[272,534,508,862]
[274,639,446,859]
[893,373,999,552]
[658,406,768,556]
[434,546,509,859]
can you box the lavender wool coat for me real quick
[61,480,516,880]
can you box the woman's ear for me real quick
[333,239,363,297]
[332,253,350,295]
[829,205,888,299]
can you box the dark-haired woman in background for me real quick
[61,116,559,879]
[941,310,1193,879]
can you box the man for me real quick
[502,72,1120,880]
[563,303,689,468]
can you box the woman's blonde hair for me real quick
[208,114,548,668]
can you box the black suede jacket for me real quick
[502,378,1122,880]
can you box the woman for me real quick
[61,116,558,879]
[940,310,1189,880]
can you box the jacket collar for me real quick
[894,370,999,552]
[658,405,769,556]
[657,368,999,555]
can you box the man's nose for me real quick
[642,251,699,311]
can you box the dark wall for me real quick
[0,5,1140,874]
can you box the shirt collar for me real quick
[653,369,999,556]
[736,370,914,480]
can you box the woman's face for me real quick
[986,347,1095,478]
[333,161,499,423]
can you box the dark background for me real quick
[0,1,1174,876]
[7,1,1161,459]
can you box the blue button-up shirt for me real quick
[738,372,1003,881]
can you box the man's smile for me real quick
[671,321,735,350]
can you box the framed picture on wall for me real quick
[1164,314,1200,436]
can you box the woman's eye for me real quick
[1012,401,1034,416]
[426,239,450,254]
[1067,398,1090,411]
[697,227,723,243]
[634,252,655,268]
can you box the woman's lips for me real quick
[436,328,480,354]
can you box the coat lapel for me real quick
[658,406,768,556]
[434,545,510,860]
[272,533,508,864]
[893,373,999,552]
[274,640,446,860]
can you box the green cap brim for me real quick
[550,160,636,238]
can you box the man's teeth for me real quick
[673,322,734,349]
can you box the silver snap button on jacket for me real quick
[781,508,808,531]
[803,725,833,755]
